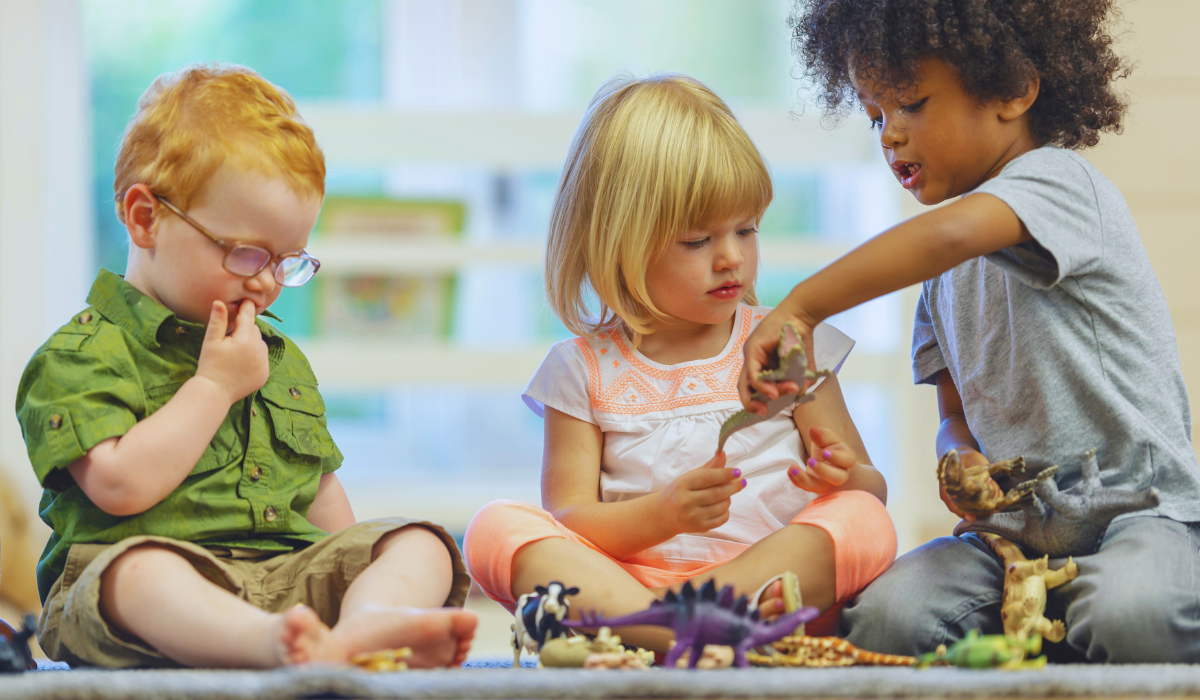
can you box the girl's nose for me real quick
[880,114,907,149]
[715,234,744,269]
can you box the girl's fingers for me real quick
[787,464,833,493]
[702,509,731,530]
[808,427,858,468]
[698,499,732,520]
[804,458,851,486]
[696,477,746,505]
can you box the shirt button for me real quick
[264,506,277,522]
[77,313,92,324]
[48,414,63,430]
[250,466,262,481]
[175,326,187,335]
[289,387,302,400]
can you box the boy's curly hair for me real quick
[789,0,1131,149]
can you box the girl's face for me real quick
[854,58,1034,205]
[644,213,759,328]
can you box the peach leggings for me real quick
[464,490,897,636]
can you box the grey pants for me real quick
[841,516,1200,663]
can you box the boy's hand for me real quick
[655,452,746,535]
[939,449,990,521]
[195,300,270,405]
[738,304,818,415]
[787,426,855,494]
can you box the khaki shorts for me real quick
[38,517,470,668]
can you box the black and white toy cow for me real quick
[511,581,579,667]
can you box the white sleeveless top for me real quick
[523,304,855,566]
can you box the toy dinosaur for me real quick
[917,630,1046,670]
[717,323,831,452]
[0,613,36,673]
[748,636,916,667]
[980,534,1078,643]
[938,450,1055,516]
[512,581,579,668]
[954,449,1160,556]
[564,579,819,669]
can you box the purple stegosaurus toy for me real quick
[565,579,819,668]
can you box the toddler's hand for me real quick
[655,452,746,535]
[738,305,818,415]
[787,426,855,494]
[195,300,270,405]
[938,449,990,521]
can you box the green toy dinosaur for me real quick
[717,323,831,452]
[917,630,1047,670]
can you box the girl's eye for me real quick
[682,238,708,249]
[900,97,928,114]
[868,115,883,130]
[737,227,758,238]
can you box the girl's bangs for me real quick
[681,123,772,233]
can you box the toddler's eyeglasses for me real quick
[154,195,321,288]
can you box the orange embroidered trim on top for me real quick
[574,308,753,415]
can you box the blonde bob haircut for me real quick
[546,73,772,344]
[113,63,325,223]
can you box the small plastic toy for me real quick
[938,450,1055,516]
[980,534,1078,643]
[565,579,819,669]
[917,630,1046,670]
[0,613,36,673]
[539,627,652,669]
[512,581,579,668]
[351,647,411,672]
[717,323,831,452]
[748,636,916,667]
[954,448,1160,556]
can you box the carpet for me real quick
[6,662,1200,699]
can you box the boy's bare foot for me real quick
[276,605,349,666]
[333,606,478,668]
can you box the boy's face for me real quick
[134,166,321,324]
[645,213,759,328]
[853,58,1033,205]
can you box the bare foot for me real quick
[276,605,350,666]
[332,606,478,668]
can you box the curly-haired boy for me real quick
[738,0,1200,662]
[16,65,476,669]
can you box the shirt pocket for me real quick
[259,380,335,463]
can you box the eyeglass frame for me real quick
[153,194,321,287]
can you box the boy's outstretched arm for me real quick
[738,193,1029,412]
[67,300,269,516]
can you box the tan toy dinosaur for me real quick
[937,450,1056,516]
[981,533,1078,643]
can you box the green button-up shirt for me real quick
[16,270,342,602]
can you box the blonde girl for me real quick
[464,74,896,651]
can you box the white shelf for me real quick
[305,237,853,274]
[299,104,878,169]
[298,338,897,387]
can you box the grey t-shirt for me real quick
[913,145,1200,523]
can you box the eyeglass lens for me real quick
[223,245,317,288]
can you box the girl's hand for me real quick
[738,303,819,415]
[655,452,746,535]
[195,300,270,405]
[787,426,855,494]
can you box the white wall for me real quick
[0,0,92,525]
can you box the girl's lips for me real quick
[708,284,741,300]
[893,161,923,190]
